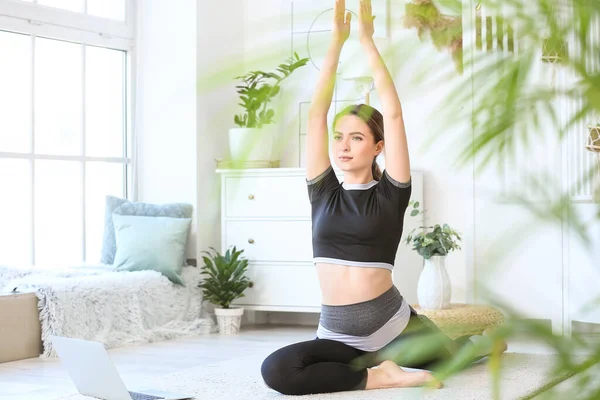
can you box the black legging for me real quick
[260,309,482,395]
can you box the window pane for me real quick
[34,160,82,265]
[0,160,32,265]
[0,31,31,153]
[85,46,125,158]
[38,0,83,13]
[35,37,82,156]
[87,0,125,21]
[85,162,124,263]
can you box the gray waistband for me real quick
[319,285,404,337]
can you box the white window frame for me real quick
[0,0,137,264]
[0,0,135,48]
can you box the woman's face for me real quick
[332,115,382,174]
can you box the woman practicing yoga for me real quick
[260,0,506,395]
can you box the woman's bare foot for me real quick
[365,360,443,390]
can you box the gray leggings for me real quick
[260,307,481,396]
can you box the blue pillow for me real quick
[111,214,192,285]
[100,195,193,265]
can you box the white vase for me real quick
[417,256,451,309]
[214,307,244,335]
[228,127,273,161]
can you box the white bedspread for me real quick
[0,264,216,357]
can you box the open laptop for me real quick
[51,336,193,400]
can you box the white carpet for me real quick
[55,351,559,400]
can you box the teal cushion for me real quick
[111,214,192,285]
[100,195,193,265]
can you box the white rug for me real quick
[55,351,559,400]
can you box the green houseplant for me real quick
[405,223,462,310]
[229,52,309,162]
[198,246,253,335]
[405,223,462,260]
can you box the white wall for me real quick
[135,0,198,258]
[196,1,246,257]
[569,206,600,325]
[386,2,474,304]
[137,0,246,260]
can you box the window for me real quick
[0,0,135,265]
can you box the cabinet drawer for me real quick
[224,175,311,217]
[225,220,313,262]
[233,264,321,308]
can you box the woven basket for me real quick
[214,307,244,335]
[412,303,505,339]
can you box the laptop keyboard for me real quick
[129,391,165,400]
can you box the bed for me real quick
[0,263,215,360]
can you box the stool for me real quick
[412,303,505,339]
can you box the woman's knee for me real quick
[260,352,283,391]
[260,348,301,395]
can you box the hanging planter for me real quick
[585,123,600,203]
[403,0,464,74]
[541,37,568,64]
[586,123,600,152]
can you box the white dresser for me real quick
[216,167,425,313]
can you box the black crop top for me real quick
[306,165,412,271]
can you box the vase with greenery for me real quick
[198,246,253,335]
[229,52,309,162]
[405,223,462,310]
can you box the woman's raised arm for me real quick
[306,0,351,180]
[359,0,411,183]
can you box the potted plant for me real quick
[198,246,253,335]
[405,223,462,310]
[230,52,309,162]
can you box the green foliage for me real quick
[234,52,309,128]
[405,223,462,259]
[400,1,600,396]
[198,246,253,309]
[403,0,464,73]
[408,200,422,217]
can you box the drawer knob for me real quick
[248,194,255,200]
[248,238,255,244]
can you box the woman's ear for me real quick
[375,141,384,156]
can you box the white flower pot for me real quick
[228,127,273,161]
[214,307,244,335]
[417,256,451,309]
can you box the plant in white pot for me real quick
[405,223,462,310]
[230,52,309,162]
[198,246,253,335]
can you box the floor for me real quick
[0,324,595,400]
